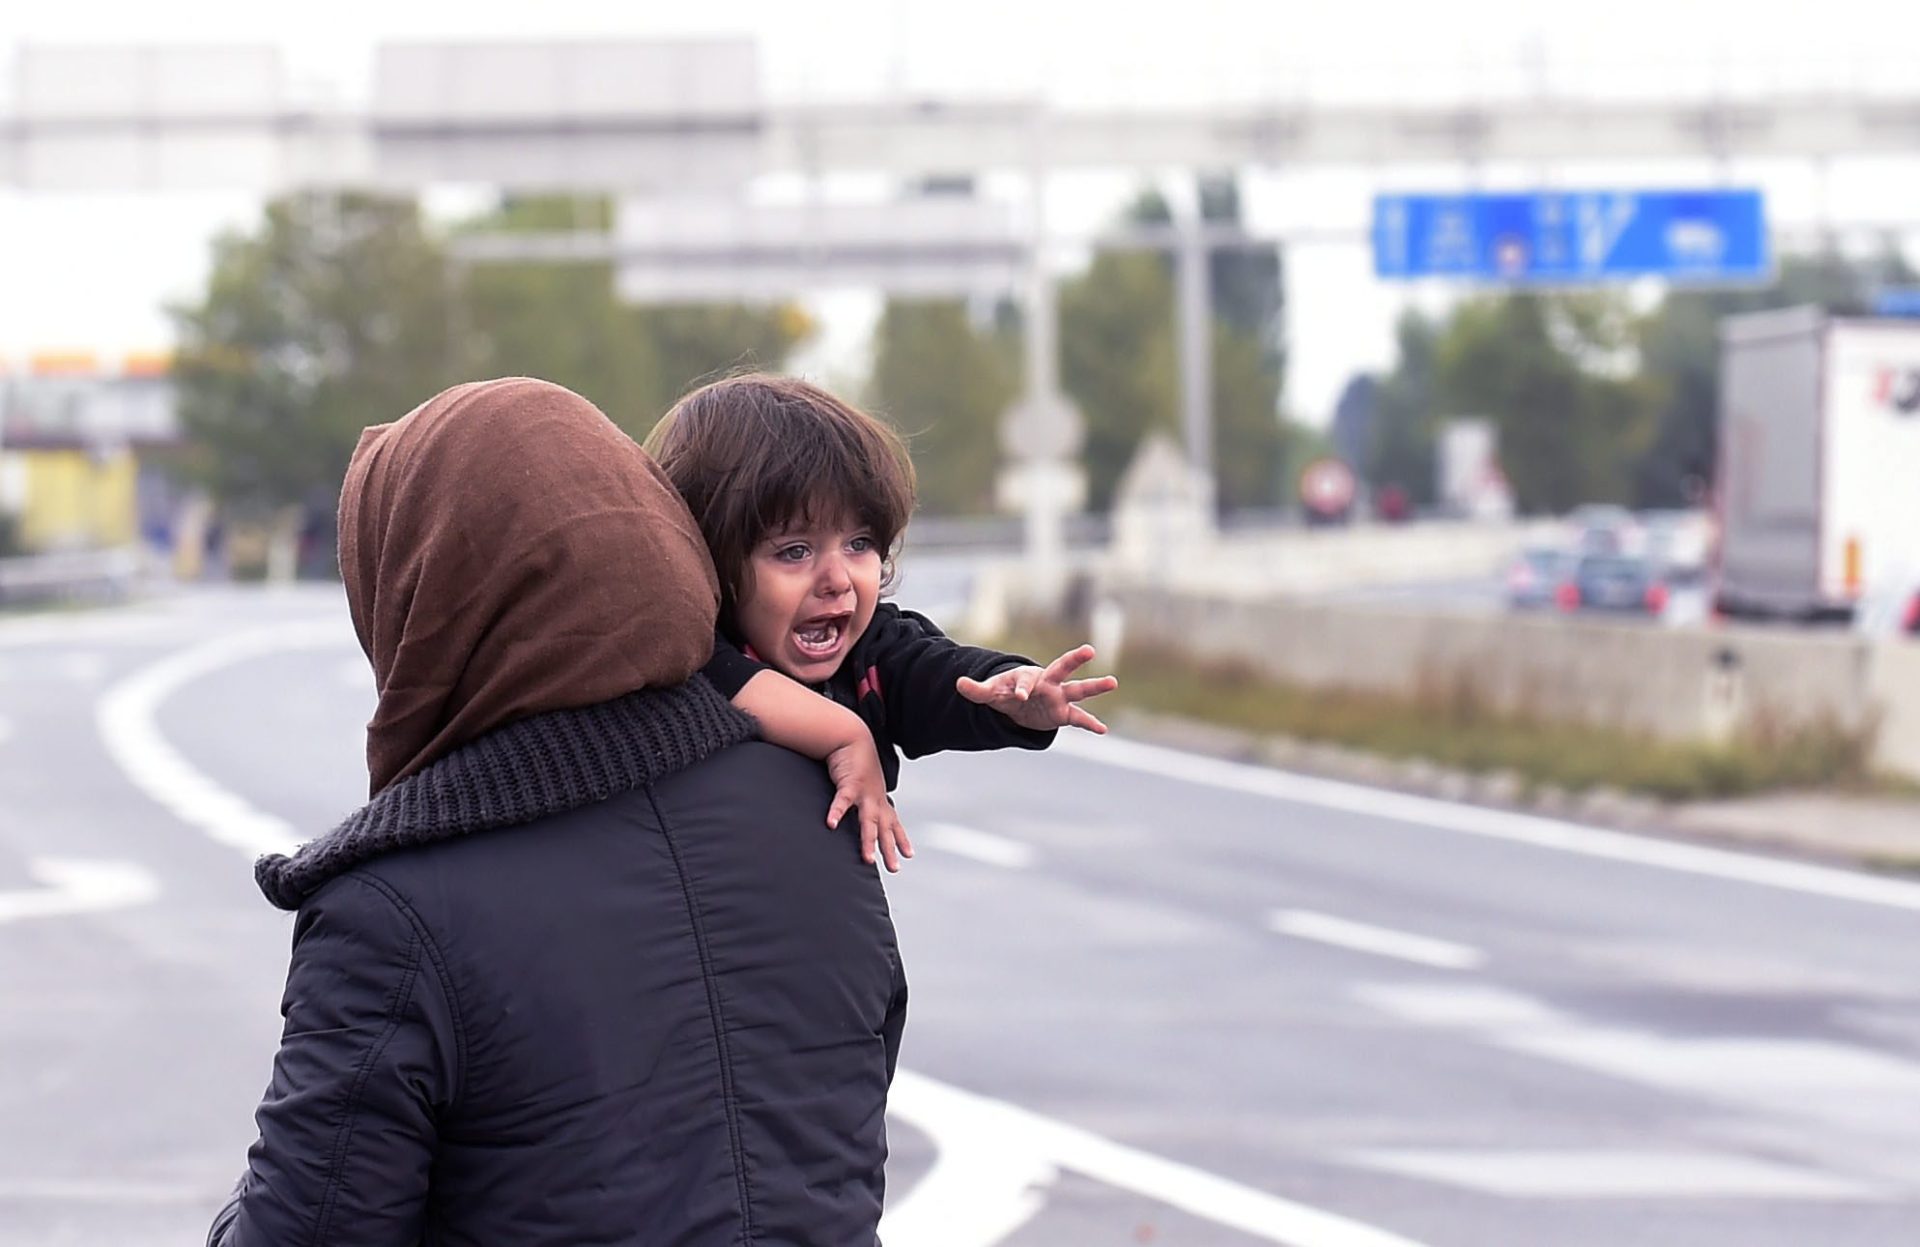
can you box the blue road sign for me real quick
[1874,287,1920,318]
[1373,189,1769,285]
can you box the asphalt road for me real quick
[3,585,1918,1246]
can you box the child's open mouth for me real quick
[793,613,851,660]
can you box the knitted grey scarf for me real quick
[255,676,756,910]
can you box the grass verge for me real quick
[996,621,1888,803]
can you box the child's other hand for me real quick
[826,741,913,873]
[956,643,1119,734]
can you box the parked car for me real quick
[1559,553,1677,619]
[1505,546,1578,611]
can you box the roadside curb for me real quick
[1110,708,1919,873]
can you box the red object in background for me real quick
[1299,458,1358,519]
[1645,582,1671,615]
[1555,582,1581,612]
[1376,483,1412,522]
[1903,590,1920,635]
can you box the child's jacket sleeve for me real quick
[857,604,1057,761]
[701,630,766,700]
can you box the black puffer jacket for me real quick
[211,678,907,1247]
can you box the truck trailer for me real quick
[1714,305,1920,629]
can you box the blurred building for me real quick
[0,353,182,557]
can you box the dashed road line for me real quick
[0,857,160,926]
[1268,909,1485,970]
[922,822,1037,870]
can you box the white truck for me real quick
[1715,305,1920,629]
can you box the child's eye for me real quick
[848,535,876,555]
[775,544,811,563]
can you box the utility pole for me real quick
[1174,193,1217,518]
[997,131,1086,604]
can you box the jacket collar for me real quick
[254,676,755,910]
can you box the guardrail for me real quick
[0,548,141,604]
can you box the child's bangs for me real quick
[757,435,901,545]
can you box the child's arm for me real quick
[732,669,913,873]
[861,606,1118,758]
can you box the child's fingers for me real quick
[827,788,855,829]
[1062,675,1119,702]
[955,675,999,704]
[876,818,901,873]
[892,815,914,859]
[1066,705,1109,734]
[860,815,879,866]
[1013,670,1037,701]
[1044,644,1097,683]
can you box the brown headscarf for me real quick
[338,378,718,796]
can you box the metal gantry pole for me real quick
[1015,158,1071,598]
[1174,198,1216,520]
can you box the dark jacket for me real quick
[705,603,1056,790]
[211,678,907,1247]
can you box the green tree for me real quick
[171,192,465,513]
[1365,311,1443,507]
[172,191,816,522]
[1060,249,1181,511]
[456,196,812,439]
[1432,293,1655,513]
[1059,179,1290,512]
[1211,320,1290,511]
[868,299,1019,515]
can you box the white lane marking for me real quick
[1508,1030,1920,1102]
[922,822,1037,870]
[1357,980,1920,1100]
[1350,982,1561,1030]
[0,1178,216,1204]
[883,1076,1055,1246]
[1062,734,1920,913]
[0,857,160,925]
[1267,909,1485,970]
[886,1070,1432,1247]
[1345,1148,1881,1200]
[1353,980,1920,1185]
[95,620,354,858]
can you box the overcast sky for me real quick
[3,1,1919,422]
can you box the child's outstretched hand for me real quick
[825,739,913,873]
[956,643,1119,735]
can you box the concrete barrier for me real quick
[1099,586,1920,779]
[1103,518,1559,598]
[1870,641,1920,780]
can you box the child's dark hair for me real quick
[645,373,917,621]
